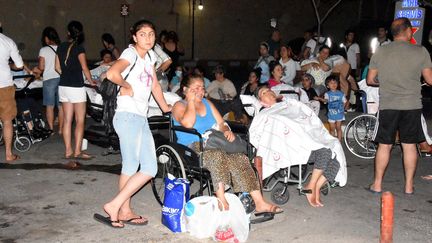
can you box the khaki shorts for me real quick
[0,86,17,121]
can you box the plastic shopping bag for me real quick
[161,174,190,233]
[185,196,220,239]
[214,193,249,242]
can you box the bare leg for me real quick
[61,102,74,157]
[250,190,282,213]
[329,122,337,138]
[315,175,327,207]
[117,174,147,224]
[254,156,263,184]
[401,143,418,194]
[214,182,229,210]
[73,102,86,157]
[335,121,342,141]
[58,105,64,134]
[371,143,392,192]
[303,168,324,207]
[46,105,55,130]
[3,119,18,162]
[104,172,152,227]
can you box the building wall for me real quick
[0,0,360,61]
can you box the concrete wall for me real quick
[0,0,360,61]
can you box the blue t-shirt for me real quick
[325,90,346,121]
[173,98,216,146]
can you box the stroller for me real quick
[10,75,51,152]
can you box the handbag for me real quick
[100,55,137,135]
[161,173,190,233]
[204,129,248,154]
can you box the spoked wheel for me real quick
[270,183,290,205]
[344,114,378,159]
[151,144,186,206]
[320,181,331,196]
[14,136,31,152]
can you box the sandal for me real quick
[255,205,284,216]
[93,213,124,228]
[122,216,148,226]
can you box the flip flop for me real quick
[122,216,148,226]
[93,213,124,228]
[6,154,20,163]
[404,188,415,195]
[74,153,94,161]
[250,212,274,224]
[364,185,382,195]
[255,205,284,216]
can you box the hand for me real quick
[224,130,235,142]
[120,82,133,96]
[311,63,320,70]
[185,87,196,102]
[90,79,98,86]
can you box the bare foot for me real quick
[119,211,147,224]
[421,175,432,181]
[217,198,229,211]
[302,188,318,207]
[255,203,284,214]
[369,183,382,193]
[5,154,20,163]
[315,192,324,207]
[103,203,123,227]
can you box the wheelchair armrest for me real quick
[171,125,202,139]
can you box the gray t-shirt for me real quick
[369,41,432,110]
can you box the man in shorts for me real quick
[367,18,432,194]
[0,31,24,162]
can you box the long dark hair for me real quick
[177,74,203,99]
[64,20,84,66]
[101,33,115,46]
[41,26,60,47]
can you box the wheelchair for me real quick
[151,118,258,215]
[343,113,378,159]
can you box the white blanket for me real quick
[249,99,347,186]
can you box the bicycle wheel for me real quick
[344,114,377,159]
[14,136,31,152]
[151,144,186,206]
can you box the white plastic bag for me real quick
[222,193,250,242]
[185,196,220,239]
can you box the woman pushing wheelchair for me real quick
[171,74,283,217]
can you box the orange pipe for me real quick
[380,191,394,243]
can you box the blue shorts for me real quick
[113,111,157,177]
[43,77,60,106]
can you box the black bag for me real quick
[100,56,138,135]
[204,129,248,154]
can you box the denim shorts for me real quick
[113,111,157,177]
[43,77,60,106]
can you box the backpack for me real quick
[99,55,138,135]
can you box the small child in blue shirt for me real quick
[317,75,347,140]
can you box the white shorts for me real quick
[59,86,86,103]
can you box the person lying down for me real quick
[249,87,347,207]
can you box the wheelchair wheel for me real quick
[14,136,31,152]
[151,144,187,206]
[344,114,377,159]
[270,183,290,205]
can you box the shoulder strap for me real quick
[47,45,57,54]
[124,55,138,81]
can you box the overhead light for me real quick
[198,0,203,10]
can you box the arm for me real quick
[78,53,96,85]
[366,68,379,86]
[226,81,237,98]
[171,89,197,128]
[302,47,311,60]
[422,67,432,86]
[55,55,61,74]
[106,59,132,94]
[207,99,235,141]
[112,47,121,60]
[38,56,45,73]
[158,58,172,72]
[151,68,171,113]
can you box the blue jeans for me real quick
[43,77,60,106]
[113,111,157,176]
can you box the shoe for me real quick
[122,216,148,226]
[93,213,124,228]
[364,185,382,195]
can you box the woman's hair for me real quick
[129,19,156,44]
[67,20,84,45]
[166,31,179,43]
[325,75,339,86]
[268,60,281,78]
[213,65,225,75]
[250,68,262,81]
[280,44,292,58]
[101,33,115,45]
[41,26,60,46]
[260,41,269,51]
[319,45,330,53]
[100,49,113,59]
[177,74,203,99]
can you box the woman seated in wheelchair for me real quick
[171,74,283,215]
[257,87,344,208]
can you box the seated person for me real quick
[240,68,261,97]
[206,65,248,124]
[301,73,321,115]
[172,74,283,214]
[252,86,347,208]
[95,49,114,66]
[267,60,284,88]
[300,45,332,96]
[193,65,211,89]
[169,64,185,93]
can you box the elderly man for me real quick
[0,31,24,162]
[367,18,432,194]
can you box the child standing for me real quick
[317,75,346,140]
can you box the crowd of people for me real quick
[1,16,432,232]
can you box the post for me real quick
[191,0,195,59]
[380,191,394,243]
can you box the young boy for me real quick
[316,75,347,140]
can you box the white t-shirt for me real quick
[207,79,237,100]
[116,46,157,117]
[344,43,360,70]
[305,39,317,58]
[279,58,297,86]
[0,33,24,88]
[153,43,171,70]
[39,45,60,81]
